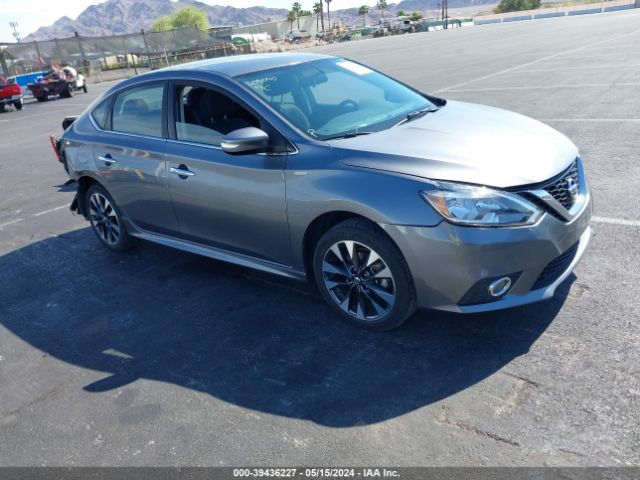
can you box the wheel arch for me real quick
[74,175,101,219]
[301,211,400,282]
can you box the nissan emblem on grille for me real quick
[566,177,579,201]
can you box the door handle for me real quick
[97,155,116,166]
[169,166,195,177]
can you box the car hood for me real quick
[330,100,578,188]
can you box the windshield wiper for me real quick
[324,131,372,140]
[394,106,440,127]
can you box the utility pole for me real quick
[441,0,449,29]
[0,46,10,77]
[10,22,21,43]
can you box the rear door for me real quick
[163,80,292,266]
[92,81,180,235]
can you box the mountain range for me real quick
[25,0,494,41]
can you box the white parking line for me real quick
[33,205,68,216]
[592,216,640,227]
[518,63,640,72]
[0,218,24,230]
[435,29,640,93]
[445,82,640,93]
[540,118,640,122]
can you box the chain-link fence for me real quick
[0,26,256,80]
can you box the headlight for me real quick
[420,181,543,227]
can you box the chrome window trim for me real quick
[89,112,166,142]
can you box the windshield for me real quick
[237,58,436,140]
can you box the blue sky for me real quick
[1,0,368,43]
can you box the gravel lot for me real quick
[0,9,639,466]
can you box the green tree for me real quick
[287,9,296,30]
[171,6,209,29]
[151,6,209,32]
[396,9,406,16]
[409,11,423,21]
[376,0,387,20]
[151,16,173,32]
[292,1,302,28]
[494,0,540,12]
[358,5,369,25]
[325,0,332,32]
[313,2,323,30]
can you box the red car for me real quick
[0,76,23,112]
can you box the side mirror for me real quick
[62,115,79,130]
[221,127,269,154]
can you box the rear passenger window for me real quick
[112,84,164,137]
[91,97,111,129]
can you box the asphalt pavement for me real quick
[0,9,639,466]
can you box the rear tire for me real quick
[313,218,417,330]
[37,96,47,102]
[82,84,88,93]
[86,184,134,252]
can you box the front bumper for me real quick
[0,95,22,105]
[382,192,592,313]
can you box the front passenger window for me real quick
[112,84,164,137]
[175,85,259,146]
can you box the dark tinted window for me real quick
[112,84,164,137]
[91,97,111,129]
[174,84,258,146]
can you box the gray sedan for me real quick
[56,52,592,330]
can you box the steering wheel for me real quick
[338,99,358,112]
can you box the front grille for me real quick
[532,242,579,290]
[511,158,581,221]
[544,160,579,210]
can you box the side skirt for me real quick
[125,220,307,282]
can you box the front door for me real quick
[164,81,291,266]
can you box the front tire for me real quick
[14,98,23,110]
[313,218,417,330]
[86,184,134,252]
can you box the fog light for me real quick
[488,277,512,297]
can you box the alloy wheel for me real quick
[322,240,396,321]
[89,192,120,246]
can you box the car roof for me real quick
[162,52,336,78]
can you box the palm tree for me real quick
[376,0,387,20]
[287,10,296,30]
[313,2,324,31]
[292,1,302,29]
[325,0,332,33]
[358,5,369,26]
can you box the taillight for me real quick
[49,135,62,163]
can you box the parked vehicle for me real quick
[286,30,311,43]
[52,53,592,330]
[27,66,86,102]
[0,76,23,112]
[62,66,88,93]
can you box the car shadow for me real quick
[0,227,573,427]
